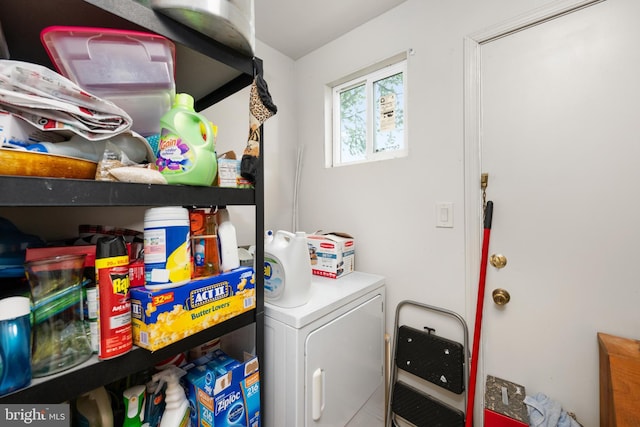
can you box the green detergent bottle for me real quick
[156,93,217,186]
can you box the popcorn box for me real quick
[130,267,256,351]
[306,232,355,279]
[186,350,261,427]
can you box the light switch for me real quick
[436,202,453,228]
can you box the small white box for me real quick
[0,111,65,146]
[307,232,355,279]
[217,158,241,187]
[216,152,252,188]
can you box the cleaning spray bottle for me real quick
[264,230,312,308]
[123,385,146,427]
[153,366,189,427]
[141,378,167,427]
[75,386,114,427]
[156,93,216,186]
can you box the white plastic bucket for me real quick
[144,206,191,289]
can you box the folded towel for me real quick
[524,393,581,427]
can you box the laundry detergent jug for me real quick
[264,230,312,308]
[156,93,217,186]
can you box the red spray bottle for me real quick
[95,235,132,360]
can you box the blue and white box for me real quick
[186,350,261,427]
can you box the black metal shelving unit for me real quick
[0,0,265,405]
[0,176,256,207]
[0,0,254,109]
[0,312,256,403]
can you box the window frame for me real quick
[328,55,408,167]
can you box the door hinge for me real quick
[481,173,489,211]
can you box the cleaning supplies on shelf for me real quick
[95,235,132,360]
[123,385,146,427]
[155,93,217,186]
[144,206,192,289]
[142,377,168,427]
[217,208,240,272]
[264,230,312,308]
[75,386,114,427]
[189,208,220,279]
[153,366,189,427]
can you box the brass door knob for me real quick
[492,288,511,305]
[490,254,507,269]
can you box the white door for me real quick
[467,0,640,425]
[304,294,384,426]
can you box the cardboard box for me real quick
[306,232,355,279]
[184,361,211,427]
[186,350,261,427]
[130,267,256,351]
[216,151,252,188]
[0,111,65,147]
[217,158,252,188]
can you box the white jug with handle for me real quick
[264,230,312,308]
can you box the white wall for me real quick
[0,1,611,423]
[203,40,297,245]
[248,0,601,424]
[293,0,550,350]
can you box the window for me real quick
[328,55,408,167]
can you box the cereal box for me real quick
[130,267,256,351]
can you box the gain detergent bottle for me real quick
[156,93,217,186]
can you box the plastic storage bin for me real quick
[24,254,93,377]
[41,26,176,136]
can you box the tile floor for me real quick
[345,384,386,427]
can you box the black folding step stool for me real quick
[386,300,470,427]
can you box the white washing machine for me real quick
[264,271,386,427]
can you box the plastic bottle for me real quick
[264,230,312,308]
[189,209,220,278]
[75,386,114,427]
[142,378,167,427]
[123,385,146,427]
[153,366,189,427]
[156,93,217,186]
[217,208,240,272]
[26,133,149,163]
